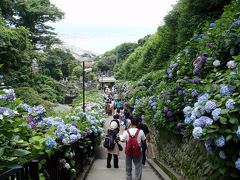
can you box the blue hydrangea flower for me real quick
[2,89,15,102]
[178,90,183,95]
[215,136,225,147]
[45,137,57,149]
[230,72,237,76]
[204,100,217,113]
[175,83,180,89]
[163,107,168,113]
[191,90,198,97]
[182,89,188,94]
[152,105,156,111]
[193,68,200,75]
[69,134,79,142]
[235,158,240,171]
[237,126,240,139]
[198,93,209,103]
[192,107,203,118]
[69,126,79,134]
[226,99,235,110]
[220,85,235,96]
[183,106,192,117]
[192,127,203,139]
[184,117,192,124]
[190,77,201,84]
[219,151,227,159]
[209,23,215,28]
[0,107,15,116]
[193,116,213,128]
[211,108,221,120]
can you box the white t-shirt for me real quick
[120,128,146,146]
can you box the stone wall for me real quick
[151,128,223,180]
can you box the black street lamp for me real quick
[82,61,85,112]
[82,61,92,112]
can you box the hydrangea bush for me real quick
[0,86,104,172]
[121,2,240,178]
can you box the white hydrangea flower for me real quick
[226,60,236,69]
[192,127,203,139]
[213,60,220,67]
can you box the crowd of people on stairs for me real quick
[102,86,150,180]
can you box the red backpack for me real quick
[125,129,141,157]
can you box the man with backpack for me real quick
[120,116,146,180]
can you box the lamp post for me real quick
[82,60,92,112]
[82,61,85,112]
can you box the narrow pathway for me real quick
[86,116,161,180]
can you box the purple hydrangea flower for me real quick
[193,116,213,128]
[177,122,183,129]
[207,43,213,48]
[198,93,209,103]
[190,77,201,84]
[204,100,217,113]
[226,99,235,110]
[191,90,198,97]
[163,107,168,113]
[193,68,200,75]
[175,84,181,89]
[182,89,188,94]
[178,90,183,95]
[166,111,173,118]
[220,85,235,96]
[215,136,225,147]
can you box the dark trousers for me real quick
[142,141,147,165]
[107,153,118,168]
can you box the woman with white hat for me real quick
[106,120,120,168]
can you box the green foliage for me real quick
[32,74,66,103]
[94,42,139,73]
[15,87,53,108]
[0,0,64,47]
[117,1,240,178]
[40,48,81,80]
[71,66,83,79]
[0,19,32,75]
[115,0,232,81]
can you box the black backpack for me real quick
[103,130,115,149]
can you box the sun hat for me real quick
[110,121,118,129]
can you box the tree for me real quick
[0,0,64,48]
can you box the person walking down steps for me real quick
[104,120,120,168]
[120,116,146,180]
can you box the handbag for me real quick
[118,143,123,151]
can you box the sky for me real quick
[50,0,177,54]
